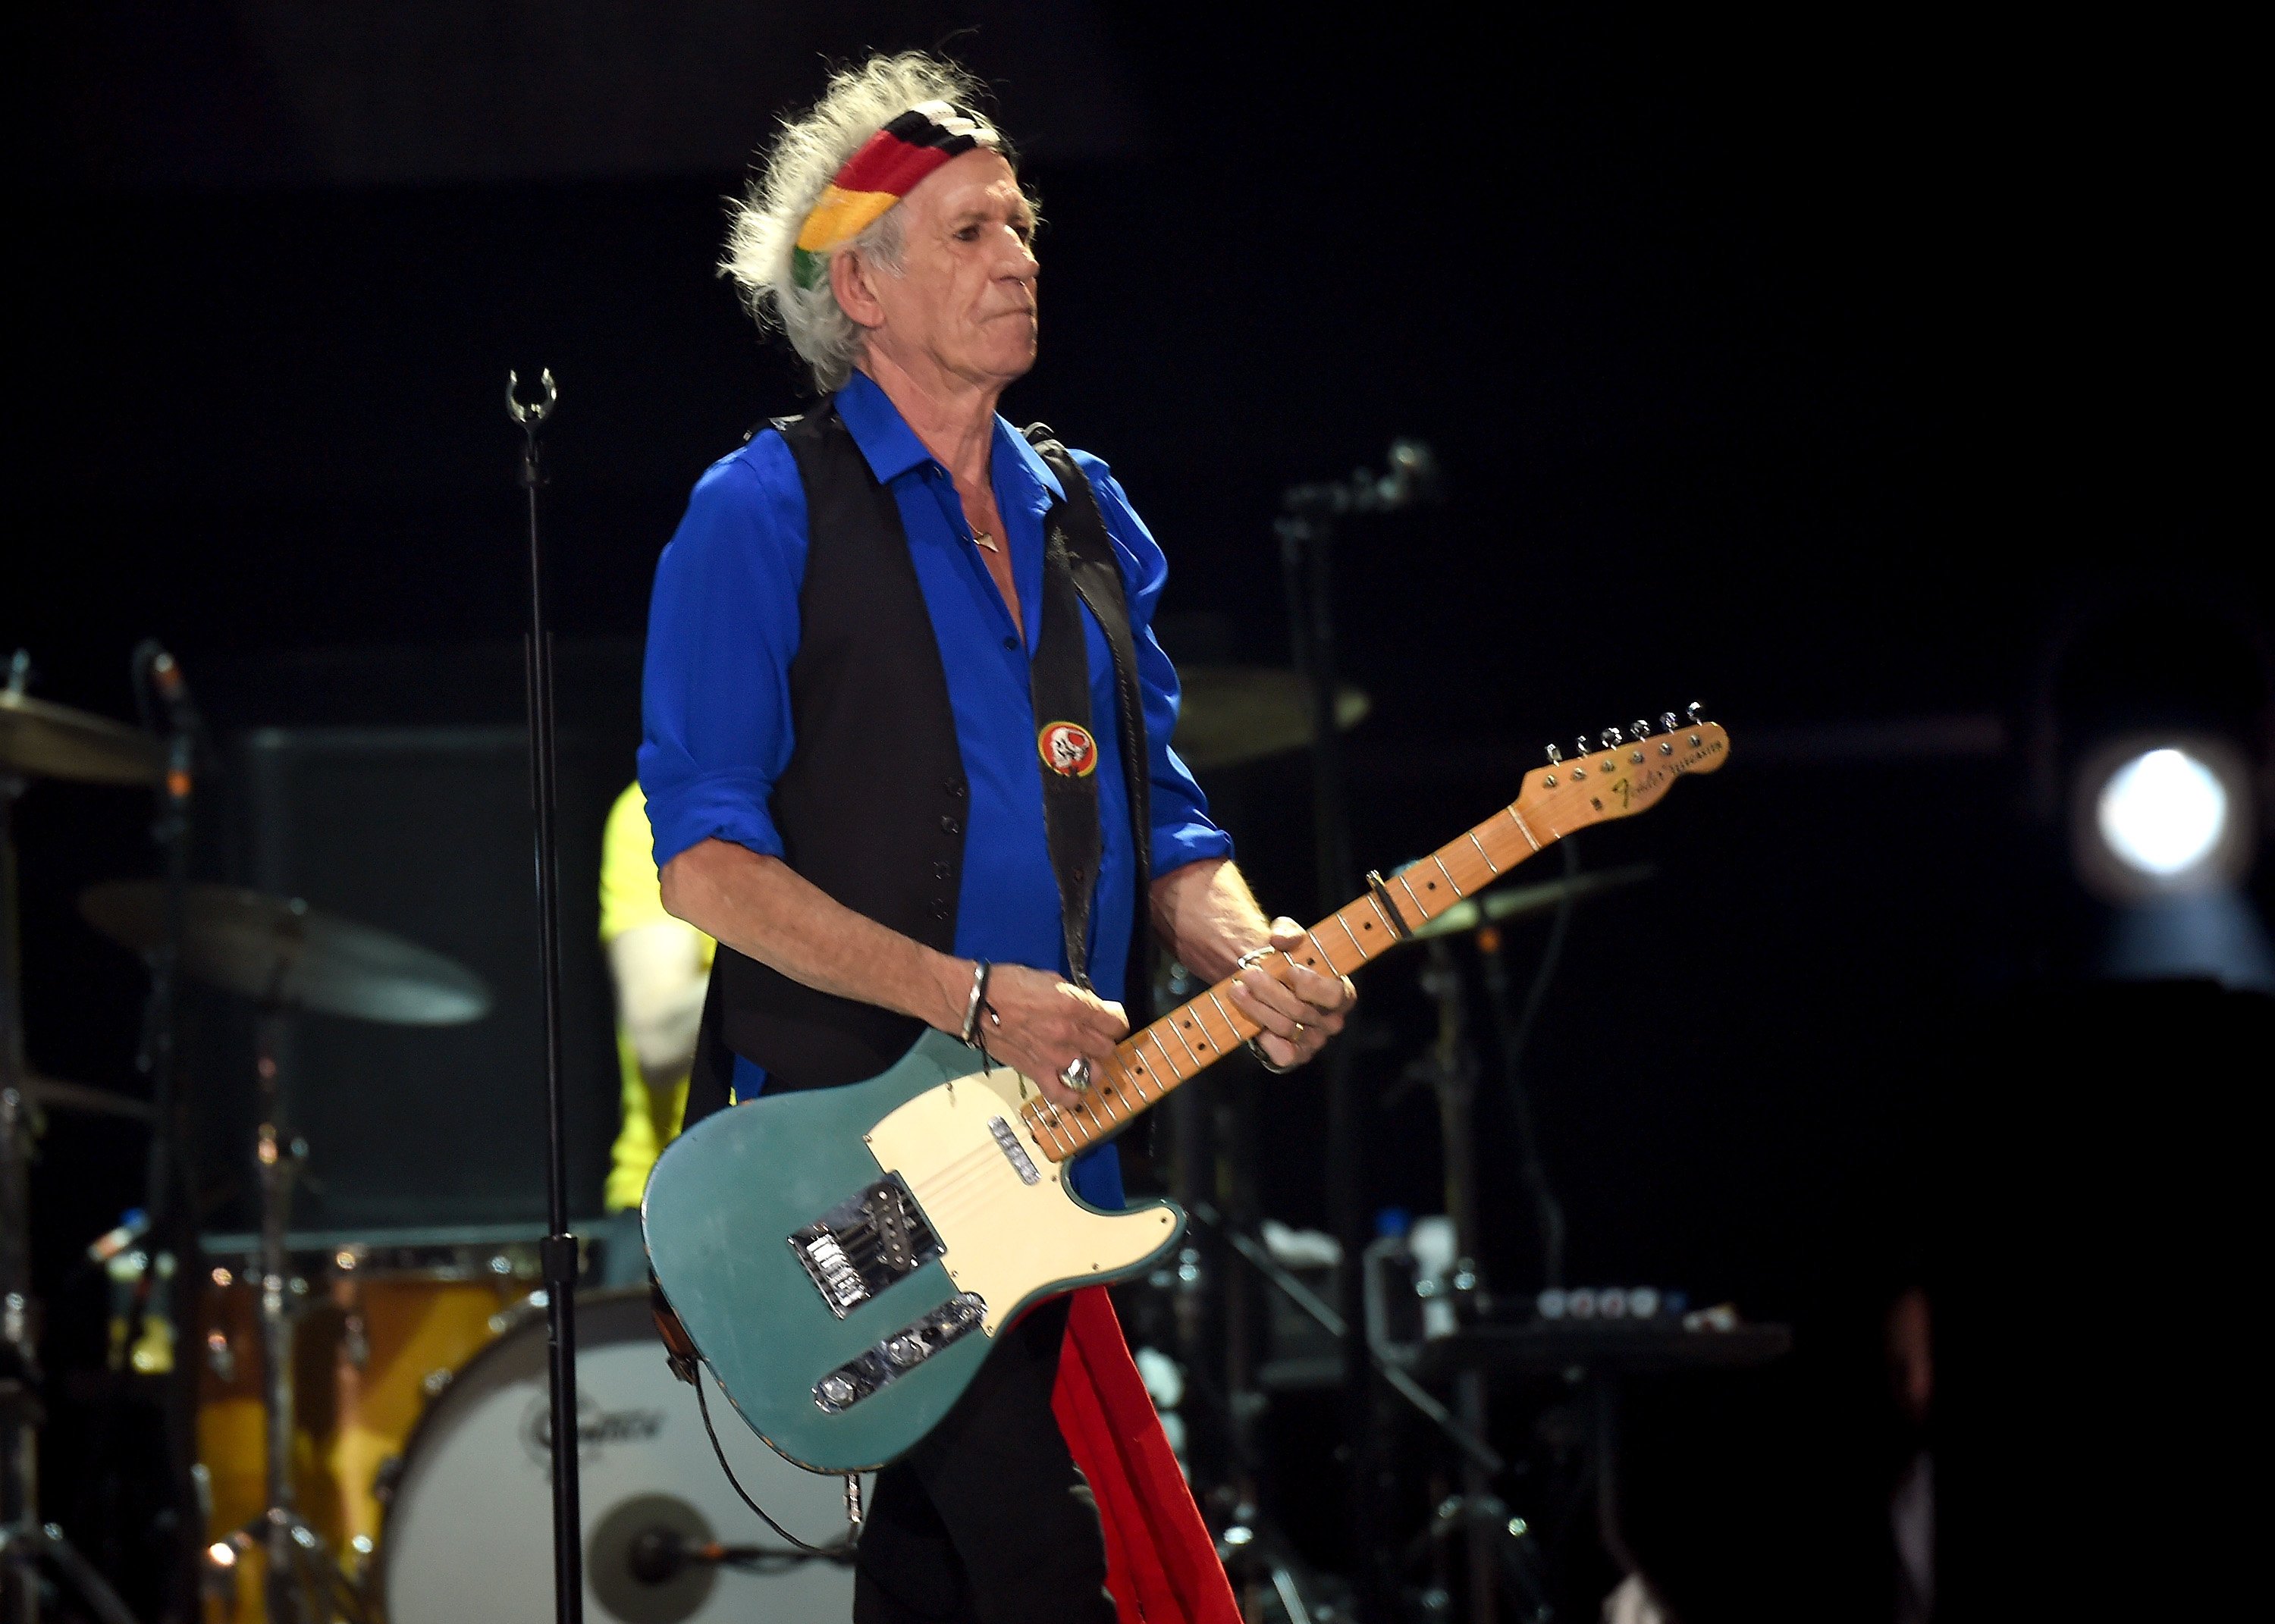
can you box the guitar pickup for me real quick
[812,1293,987,1414]
[786,1174,944,1320]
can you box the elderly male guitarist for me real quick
[639,52,1354,1624]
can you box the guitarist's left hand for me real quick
[1229,916,1356,1071]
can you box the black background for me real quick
[7,5,2267,1619]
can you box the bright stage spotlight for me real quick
[2099,748,2228,875]
[2072,734,2255,903]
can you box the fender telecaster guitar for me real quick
[643,712,1731,1472]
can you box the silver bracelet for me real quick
[959,960,993,1047]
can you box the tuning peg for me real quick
[1687,701,1705,725]
[1601,727,1622,750]
[1545,743,1561,765]
[1575,736,1591,760]
[1660,711,1678,733]
[1630,718,1651,739]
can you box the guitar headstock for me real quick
[1513,705,1731,832]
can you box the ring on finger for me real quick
[1059,1057,1092,1093]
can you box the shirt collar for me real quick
[834,370,1067,508]
[834,371,934,484]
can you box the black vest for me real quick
[683,403,1149,1123]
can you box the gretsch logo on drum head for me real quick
[520,1390,664,1472]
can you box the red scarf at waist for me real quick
[1051,1287,1241,1624]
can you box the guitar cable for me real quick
[693,1373,861,1560]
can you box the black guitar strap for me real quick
[1024,426,1153,1024]
[1028,509,1103,989]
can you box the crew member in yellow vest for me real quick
[598,782,714,1280]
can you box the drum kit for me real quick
[2,675,858,1623]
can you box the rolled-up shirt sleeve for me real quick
[638,440,809,870]
[1072,451,1237,876]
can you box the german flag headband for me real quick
[792,101,1001,290]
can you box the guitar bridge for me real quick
[787,1174,943,1319]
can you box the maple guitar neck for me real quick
[1016,716,1733,1162]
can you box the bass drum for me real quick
[378,1288,860,1623]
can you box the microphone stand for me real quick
[1276,438,1440,1618]
[509,368,584,1624]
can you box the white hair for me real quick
[723,53,1013,394]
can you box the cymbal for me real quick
[1172,666,1370,771]
[77,882,492,1026]
[0,690,163,786]
[15,1071,155,1122]
[1407,864,1656,942]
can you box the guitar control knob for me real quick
[886,1335,925,1368]
[818,1374,858,1409]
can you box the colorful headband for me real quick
[792,101,1000,290]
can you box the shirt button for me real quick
[930,899,952,920]
[940,816,962,836]
[933,861,953,881]
[1003,635,1018,651]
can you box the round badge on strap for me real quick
[1037,721,1098,778]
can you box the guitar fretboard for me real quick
[1015,798,1562,1162]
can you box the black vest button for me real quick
[933,861,952,881]
[946,779,966,798]
[940,816,962,836]
[930,899,952,920]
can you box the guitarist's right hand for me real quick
[957,962,1130,1109]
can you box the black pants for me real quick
[852,1298,1116,1623]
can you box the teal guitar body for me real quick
[641,1028,1185,1473]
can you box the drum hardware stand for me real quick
[1396,938,1500,1624]
[1472,842,1577,1293]
[1380,842,1583,1623]
[1394,937,1566,1624]
[124,641,217,1623]
[216,991,344,1624]
[509,367,585,1624]
[0,680,140,1624]
[1279,438,1442,1616]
